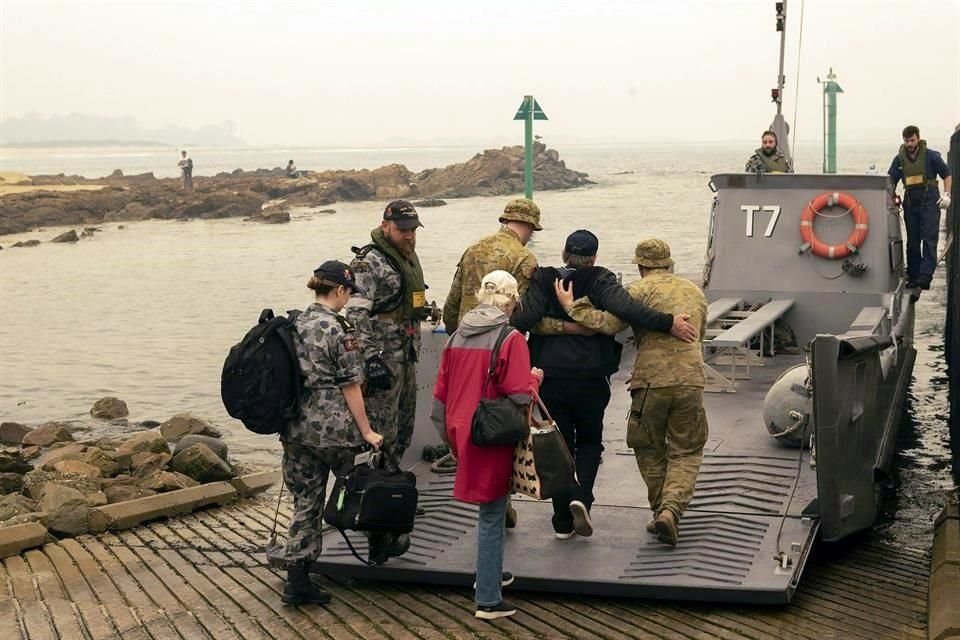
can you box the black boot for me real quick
[282,561,332,606]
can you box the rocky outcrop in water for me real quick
[0,143,591,236]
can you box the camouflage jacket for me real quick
[287,303,364,448]
[443,227,538,333]
[344,245,422,363]
[567,271,707,389]
[745,148,794,174]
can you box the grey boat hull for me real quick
[301,173,915,603]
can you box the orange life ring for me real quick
[799,191,869,259]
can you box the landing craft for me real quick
[292,1,917,603]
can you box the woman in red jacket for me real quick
[431,270,542,621]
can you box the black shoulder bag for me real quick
[470,325,530,447]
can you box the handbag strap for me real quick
[480,324,514,395]
[529,390,557,430]
[337,528,377,566]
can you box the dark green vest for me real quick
[898,141,937,189]
[369,227,428,321]
[757,148,790,173]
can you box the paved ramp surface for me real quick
[1,497,928,639]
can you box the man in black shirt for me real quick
[511,230,696,539]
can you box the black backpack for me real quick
[221,308,302,435]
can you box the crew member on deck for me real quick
[887,125,952,291]
[745,131,794,174]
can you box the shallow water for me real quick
[0,143,953,546]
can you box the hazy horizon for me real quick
[2,1,958,148]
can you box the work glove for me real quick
[364,352,394,392]
[938,193,951,209]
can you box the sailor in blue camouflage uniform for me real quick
[281,260,384,606]
[345,200,433,472]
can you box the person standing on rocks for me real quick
[281,260,386,606]
[345,200,431,472]
[177,150,194,190]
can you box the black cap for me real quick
[564,229,599,257]
[383,200,423,230]
[313,260,364,294]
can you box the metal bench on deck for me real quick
[703,298,795,392]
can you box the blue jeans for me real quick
[475,495,508,607]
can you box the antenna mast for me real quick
[769,1,793,165]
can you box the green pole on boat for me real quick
[513,95,548,200]
[819,68,843,174]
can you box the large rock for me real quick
[0,494,39,521]
[51,229,79,243]
[80,447,126,477]
[104,484,157,504]
[40,443,89,470]
[90,396,129,420]
[0,473,24,494]
[22,422,74,447]
[173,435,228,461]
[0,422,32,445]
[160,414,221,442]
[170,444,232,483]
[130,452,171,478]
[0,449,32,474]
[22,470,102,502]
[138,470,199,492]
[116,430,169,457]
[39,484,90,536]
[52,460,102,478]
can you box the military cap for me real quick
[383,200,423,230]
[499,198,543,231]
[564,229,598,256]
[631,238,674,268]
[314,260,365,294]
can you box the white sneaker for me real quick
[570,500,593,537]
[554,530,575,540]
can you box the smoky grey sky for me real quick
[1,0,958,147]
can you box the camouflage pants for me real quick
[627,386,708,522]
[281,441,358,563]
[366,359,417,471]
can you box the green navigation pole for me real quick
[513,95,548,200]
[818,68,844,173]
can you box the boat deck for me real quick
[311,351,825,604]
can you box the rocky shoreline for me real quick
[0,397,244,537]
[0,142,591,238]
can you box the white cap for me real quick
[479,270,519,298]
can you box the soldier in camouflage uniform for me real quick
[281,260,384,606]
[557,239,708,547]
[443,198,542,334]
[345,200,432,472]
[745,130,794,174]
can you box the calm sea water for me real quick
[0,143,952,544]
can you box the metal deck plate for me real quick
[310,346,821,604]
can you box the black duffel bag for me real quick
[471,326,529,447]
[323,461,418,534]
